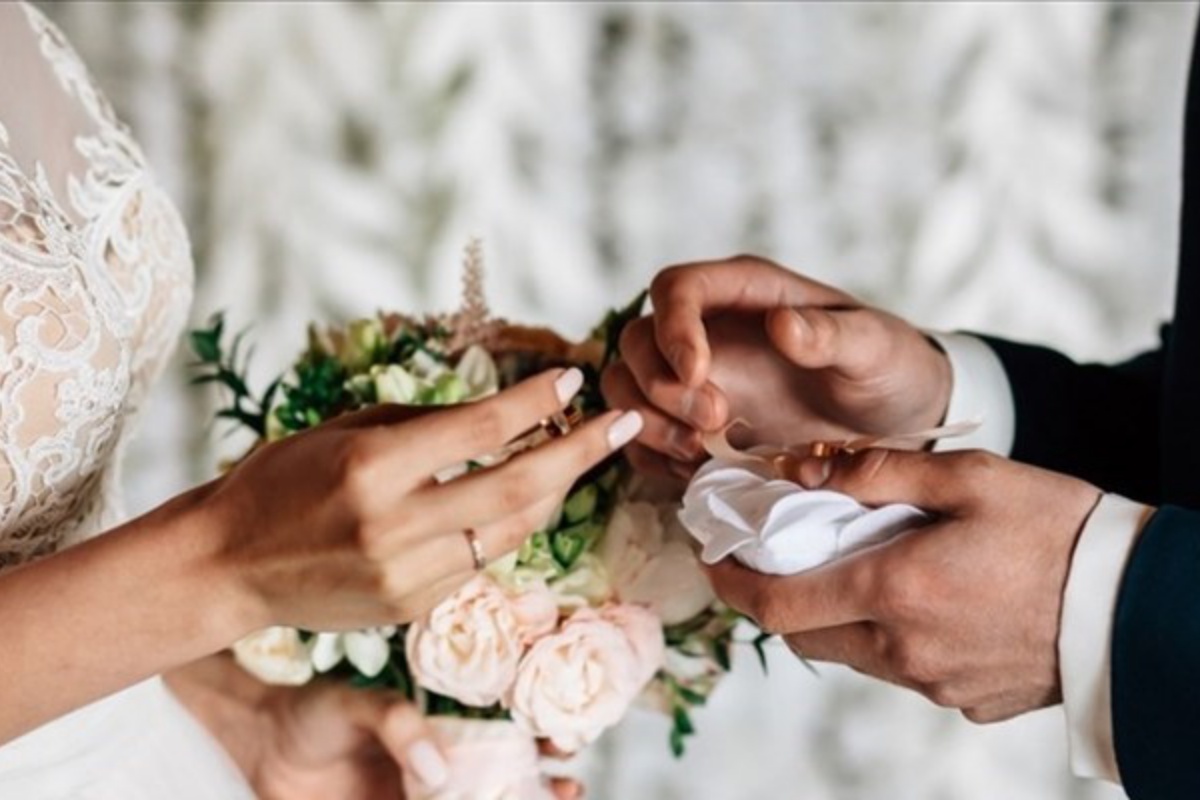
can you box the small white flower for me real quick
[372,364,420,404]
[232,627,314,686]
[309,627,397,677]
[549,553,613,608]
[455,345,500,399]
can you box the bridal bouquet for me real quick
[192,244,754,799]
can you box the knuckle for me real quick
[886,637,933,685]
[649,265,685,299]
[961,707,994,725]
[617,316,651,360]
[840,448,892,495]
[465,404,508,451]
[924,683,961,709]
[874,561,925,621]
[497,464,544,513]
[730,252,768,267]
[336,437,381,504]
[749,587,787,634]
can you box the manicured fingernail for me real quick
[798,456,832,489]
[607,411,644,449]
[407,739,449,789]
[555,368,584,404]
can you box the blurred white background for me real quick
[40,2,1197,798]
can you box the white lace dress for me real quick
[0,4,253,797]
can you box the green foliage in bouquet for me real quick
[190,251,754,758]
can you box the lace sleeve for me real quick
[0,3,194,569]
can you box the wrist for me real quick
[148,480,272,644]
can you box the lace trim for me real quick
[0,4,194,570]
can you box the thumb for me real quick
[764,306,884,375]
[793,448,977,514]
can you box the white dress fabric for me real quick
[0,4,253,796]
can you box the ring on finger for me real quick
[463,527,488,571]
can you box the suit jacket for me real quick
[978,28,1200,800]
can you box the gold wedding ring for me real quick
[464,528,488,571]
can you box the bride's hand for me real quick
[167,656,583,800]
[602,255,951,480]
[196,367,641,635]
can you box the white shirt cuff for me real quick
[925,332,1016,456]
[1059,494,1153,784]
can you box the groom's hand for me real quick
[709,448,1101,723]
[602,255,953,480]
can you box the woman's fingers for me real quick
[398,410,642,547]
[335,690,449,792]
[601,362,706,463]
[366,368,585,480]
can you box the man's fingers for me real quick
[764,306,890,376]
[601,361,708,462]
[614,318,726,430]
[797,448,987,514]
[649,256,855,387]
[784,623,886,675]
[706,556,873,633]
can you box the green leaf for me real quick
[752,631,773,675]
[562,484,599,524]
[551,528,587,569]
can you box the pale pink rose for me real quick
[600,603,666,687]
[505,581,559,645]
[402,718,553,800]
[506,608,650,753]
[406,576,524,707]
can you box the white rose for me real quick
[309,626,396,677]
[506,607,650,753]
[406,576,524,706]
[232,626,314,686]
[601,502,715,625]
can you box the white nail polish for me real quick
[407,739,449,789]
[555,368,584,403]
[607,411,644,449]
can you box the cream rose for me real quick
[232,626,314,686]
[601,502,715,625]
[406,576,524,706]
[505,580,559,645]
[506,607,655,752]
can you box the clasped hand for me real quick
[606,254,1102,722]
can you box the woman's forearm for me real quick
[0,483,259,744]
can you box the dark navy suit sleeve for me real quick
[977,333,1165,505]
[1111,505,1200,800]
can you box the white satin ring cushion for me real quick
[679,458,929,576]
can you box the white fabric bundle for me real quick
[679,458,928,576]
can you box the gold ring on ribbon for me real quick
[463,528,488,571]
